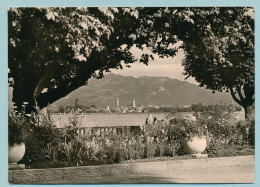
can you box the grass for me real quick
[26,161,71,169]
[120,145,254,164]
[208,145,255,158]
[120,155,193,164]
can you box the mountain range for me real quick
[52,74,233,108]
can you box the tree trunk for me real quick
[12,86,36,114]
[230,86,254,121]
[243,105,254,121]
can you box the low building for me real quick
[52,113,149,136]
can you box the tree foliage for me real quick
[179,8,254,119]
[9,7,179,113]
[137,7,254,119]
[9,7,254,118]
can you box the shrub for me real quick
[163,143,175,157]
[248,120,255,146]
[22,103,255,169]
[8,111,28,146]
[234,119,255,146]
[20,107,63,166]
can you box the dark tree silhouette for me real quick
[179,8,254,119]
[9,7,254,119]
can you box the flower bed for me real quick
[12,104,254,169]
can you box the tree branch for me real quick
[36,52,102,109]
[230,87,243,106]
[36,74,91,109]
[33,63,60,100]
[236,86,245,103]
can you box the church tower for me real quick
[132,98,136,107]
[116,97,119,107]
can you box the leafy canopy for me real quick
[8,7,254,115]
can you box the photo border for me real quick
[1,0,259,186]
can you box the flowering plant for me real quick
[169,116,206,140]
[8,102,29,146]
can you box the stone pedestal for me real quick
[8,164,25,170]
[192,153,208,159]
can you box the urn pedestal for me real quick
[183,137,208,158]
[8,143,25,170]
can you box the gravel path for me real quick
[27,155,255,184]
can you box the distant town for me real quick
[50,97,242,114]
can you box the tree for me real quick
[9,7,254,119]
[178,8,254,120]
[137,7,254,119]
[8,8,158,113]
[9,7,181,113]
[90,105,96,109]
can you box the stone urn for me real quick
[8,143,26,164]
[183,136,207,154]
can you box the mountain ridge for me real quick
[53,73,233,108]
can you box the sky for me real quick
[107,8,254,86]
[108,46,199,85]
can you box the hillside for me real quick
[52,74,233,108]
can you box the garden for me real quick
[8,7,254,171]
[9,103,254,169]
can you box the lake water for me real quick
[52,113,167,128]
[51,111,244,128]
